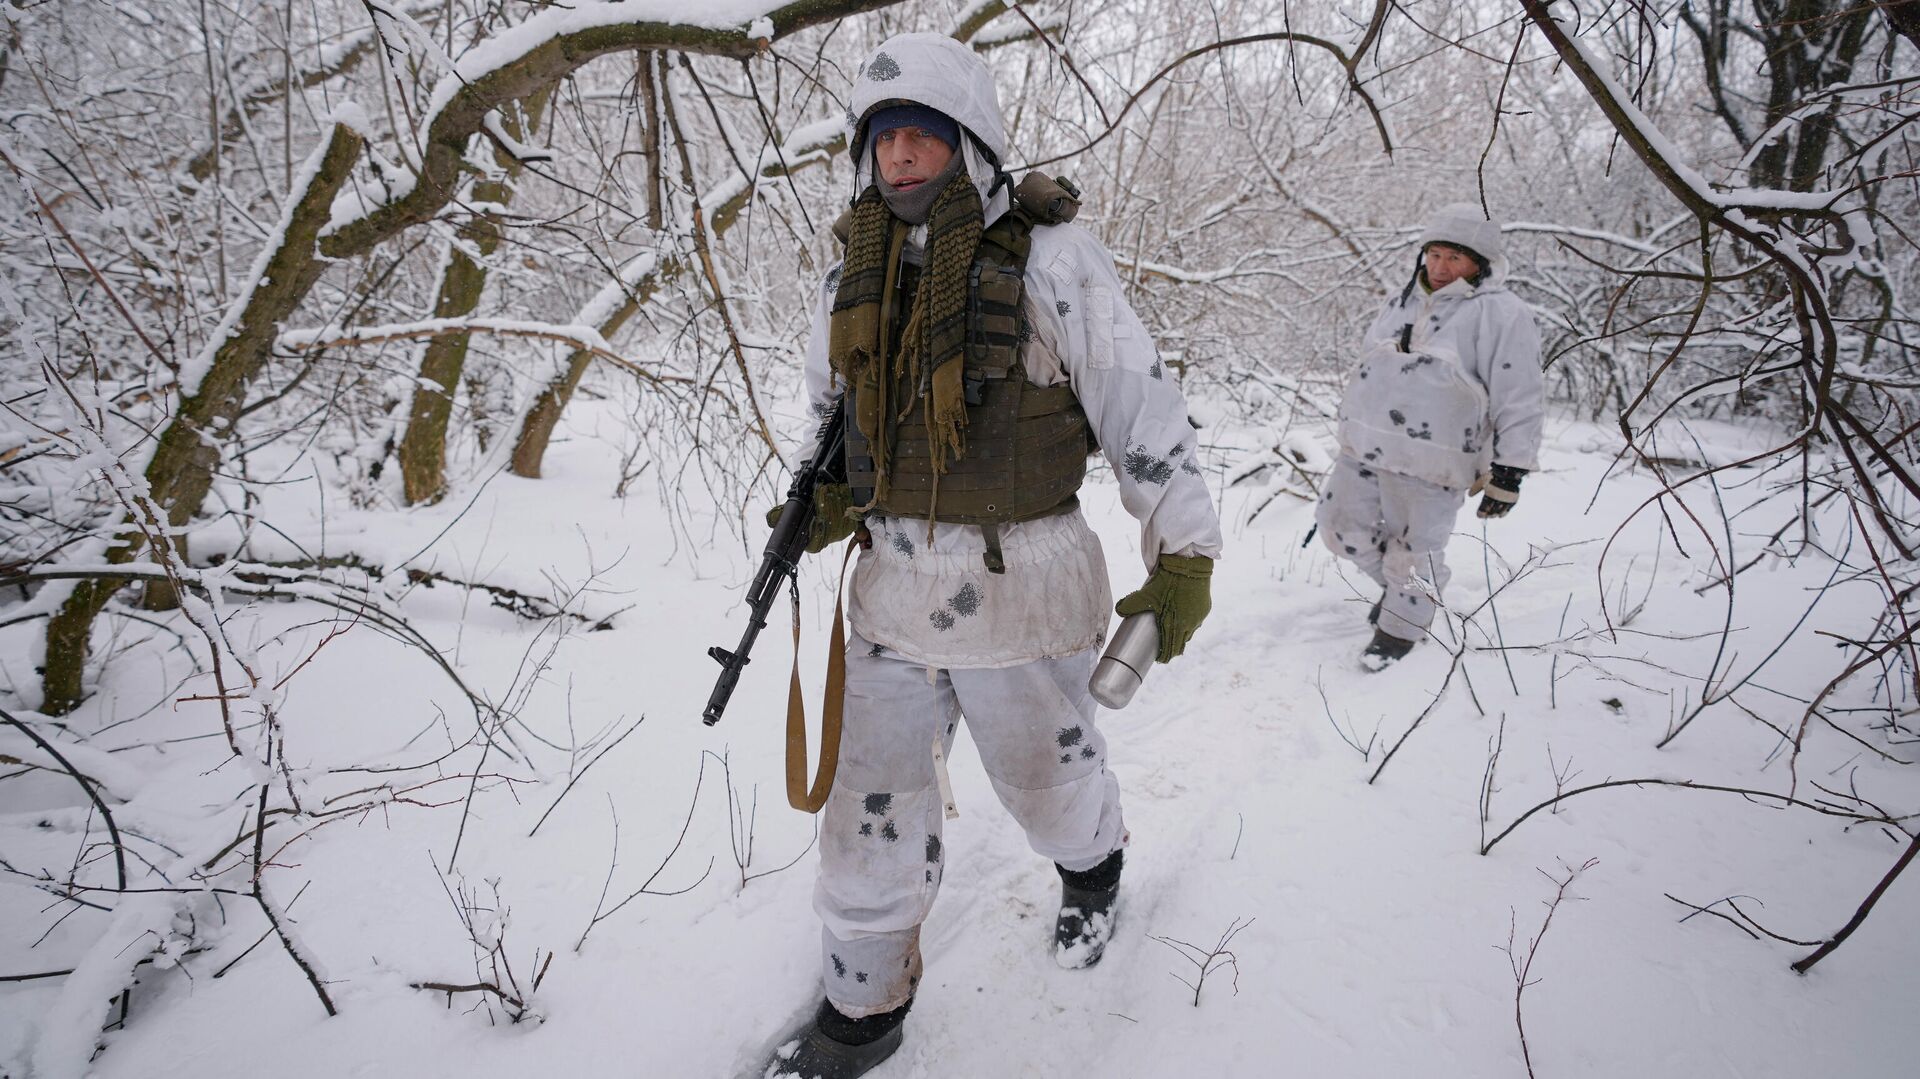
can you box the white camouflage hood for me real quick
[847,33,1011,216]
[1413,202,1511,289]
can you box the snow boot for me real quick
[1359,628,1416,671]
[1054,849,1123,969]
[762,998,908,1079]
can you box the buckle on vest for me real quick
[981,523,1006,574]
[963,371,986,406]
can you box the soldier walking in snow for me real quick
[1318,204,1545,670]
[759,32,1222,1078]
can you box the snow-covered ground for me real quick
[3,401,1914,1078]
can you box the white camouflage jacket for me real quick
[798,219,1223,668]
[792,32,1221,668]
[1337,266,1546,489]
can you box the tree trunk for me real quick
[505,83,847,479]
[42,122,363,715]
[42,0,905,713]
[399,239,493,504]
[398,92,548,505]
[509,288,651,479]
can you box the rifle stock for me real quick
[703,400,847,726]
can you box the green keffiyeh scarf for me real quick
[827,174,985,512]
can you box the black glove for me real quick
[1477,464,1526,519]
[764,483,858,553]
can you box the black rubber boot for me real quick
[762,998,909,1078]
[1360,627,1416,671]
[1054,849,1123,969]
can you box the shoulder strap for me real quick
[979,205,1036,268]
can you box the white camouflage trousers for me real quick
[813,630,1127,1018]
[1315,455,1464,639]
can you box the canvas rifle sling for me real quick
[785,539,858,812]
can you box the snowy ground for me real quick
[3,400,1915,1078]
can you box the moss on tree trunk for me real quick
[40,123,363,715]
[509,292,645,479]
[41,0,904,713]
[399,92,548,505]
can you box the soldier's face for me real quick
[1424,244,1481,288]
[874,127,955,191]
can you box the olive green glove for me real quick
[764,482,858,554]
[1115,553,1214,663]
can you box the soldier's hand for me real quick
[1115,554,1213,663]
[1476,464,1526,519]
[766,483,859,553]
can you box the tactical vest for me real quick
[842,174,1094,533]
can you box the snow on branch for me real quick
[318,0,900,258]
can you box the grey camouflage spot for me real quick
[866,52,901,81]
[1080,745,1096,760]
[823,264,843,293]
[864,792,893,815]
[1389,409,1406,426]
[947,583,981,617]
[930,609,957,631]
[890,531,915,559]
[1056,725,1085,748]
[1123,443,1175,486]
[856,971,868,983]
[868,642,887,657]
[832,954,847,977]
[880,820,898,843]
[1056,299,1071,316]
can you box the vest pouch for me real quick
[1012,172,1081,224]
[845,205,1091,526]
[1335,342,1490,490]
[969,260,1025,380]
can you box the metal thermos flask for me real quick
[1088,611,1158,709]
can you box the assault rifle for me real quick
[703,398,848,727]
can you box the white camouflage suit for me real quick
[1318,206,1545,640]
[793,34,1223,1018]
